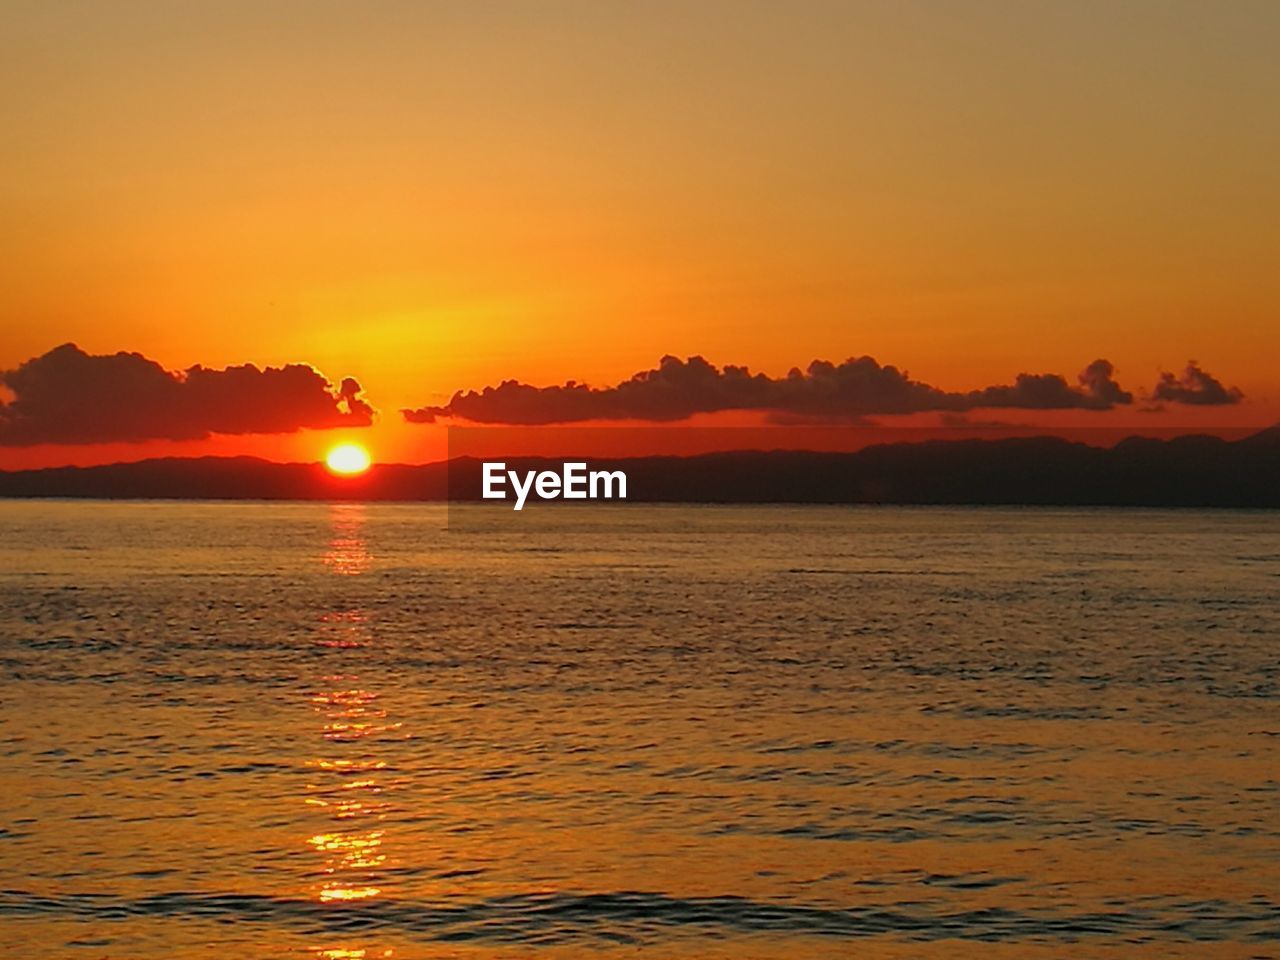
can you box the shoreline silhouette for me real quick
[2,429,1277,507]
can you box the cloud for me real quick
[0,343,374,446]
[963,359,1132,412]
[1150,362,1243,406]
[403,354,1140,425]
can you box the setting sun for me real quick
[326,443,372,476]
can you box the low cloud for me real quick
[0,343,374,446]
[1151,362,1243,406]
[966,359,1133,411]
[404,354,1143,425]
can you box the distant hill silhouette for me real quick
[1,430,1278,507]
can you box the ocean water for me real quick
[0,501,1277,959]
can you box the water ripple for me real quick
[0,888,1277,944]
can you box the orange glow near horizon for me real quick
[0,4,1277,470]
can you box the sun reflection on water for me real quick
[322,505,373,576]
[305,505,400,952]
[317,611,369,648]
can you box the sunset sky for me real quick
[2,1,1276,468]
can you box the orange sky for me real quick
[1,1,1277,468]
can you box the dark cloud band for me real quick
[403,354,1238,426]
[0,343,374,446]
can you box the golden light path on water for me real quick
[1,502,1278,957]
[309,505,396,953]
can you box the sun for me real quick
[326,443,372,476]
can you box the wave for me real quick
[1,888,1276,945]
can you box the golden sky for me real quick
[1,1,1277,466]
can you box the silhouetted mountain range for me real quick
[2,430,1278,507]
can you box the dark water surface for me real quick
[1,501,1277,958]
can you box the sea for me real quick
[0,501,1277,959]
